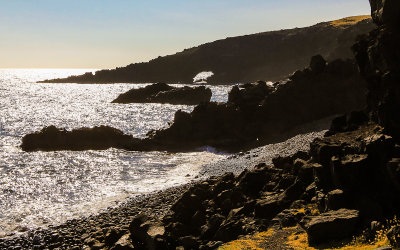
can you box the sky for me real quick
[0,0,371,69]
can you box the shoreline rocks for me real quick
[132,57,367,152]
[5,130,326,249]
[112,83,212,105]
[125,121,400,249]
[94,119,400,249]
[13,119,400,249]
[21,125,138,152]
[22,56,367,153]
[300,209,360,244]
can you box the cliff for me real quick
[40,16,374,84]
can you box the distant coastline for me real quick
[39,15,373,85]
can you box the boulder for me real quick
[111,234,134,250]
[237,169,270,196]
[213,220,244,242]
[325,111,369,136]
[171,193,203,223]
[129,215,165,249]
[310,138,342,165]
[330,154,369,189]
[273,209,304,227]
[104,228,123,246]
[228,80,273,107]
[254,193,284,219]
[112,83,212,105]
[179,236,200,249]
[300,209,360,244]
[112,82,172,103]
[325,189,347,211]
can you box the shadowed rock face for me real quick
[22,56,367,153]
[369,0,400,26]
[142,57,366,152]
[39,16,375,85]
[111,83,212,105]
[353,0,400,140]
[90,122,400,249]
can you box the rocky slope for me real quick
[140,56,366,152]
[112,83,212,105]
[70,1,400,248]
[73,118,400,249]
[39,16,374,84]
[22,56,367,153]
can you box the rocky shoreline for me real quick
[6,1,400,248]
[22,56,365,153]
[0,184,192,249]
[0,129,327,249]
[12,115,400,249]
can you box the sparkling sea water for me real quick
[0,69,231,237]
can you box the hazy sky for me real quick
[0,0,370,69]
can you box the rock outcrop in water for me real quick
[39,16,374,84]
[21,126,137,151]
[111,83,212,105]
[22,56,367,152]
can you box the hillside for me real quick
[41,15,374,84]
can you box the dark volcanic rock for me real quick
[23,55,367,153]
[140,57,367,152]
[300,209,360,245]
[370,0,400,26]
[21,125,137,151]
[113,82,172,103]
[112,82,212,105]
[353,0,400,141]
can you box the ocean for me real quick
[0,69,231,237]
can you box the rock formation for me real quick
[39,16,374,84]
[140,57,366,152]
[112,83,212,105]
[21,126,137,151]
[22,56,367,153]
[353,0,400,141]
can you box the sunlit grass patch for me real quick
[286,230,389,250]
[330,15,371,27]
[219,228,275,250]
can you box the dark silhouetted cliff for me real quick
[41,16,374,84]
